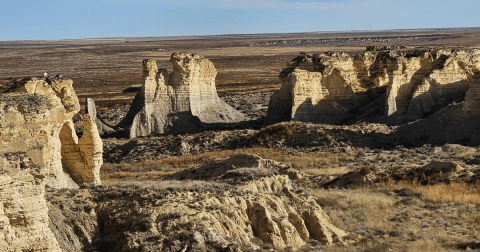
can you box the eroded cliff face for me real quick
[1,79,78,189]
[89,53,246,138]
[0,77,104,251]
[396,70,480,146]
[266,52,368,125]
[0,153,62,252]
[0,77,103,188]
[93,154,358,251]
[266,48,480,128]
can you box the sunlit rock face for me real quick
[0,153,62,252]
[88,53,247,138]
[0,76,104,251]
[0,77,103,189]
[266,48,480,129]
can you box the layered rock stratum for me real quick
[0,77,103,188]
[45,154,359,251]
[89,53,246,138]
[0,77,103,251]
[0,153,62,252]
[266,47,480,145]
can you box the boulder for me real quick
[421,160,463,174]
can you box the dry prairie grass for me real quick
[314,183,480,252]
[301,167,352,176]
[102,179,225,191]
[406,239,449,252]
[380,180,480,204]
[312,189,396,232]
[101,147,354,183]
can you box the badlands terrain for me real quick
[2,28,480,251]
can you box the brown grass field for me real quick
[2,28,480,107]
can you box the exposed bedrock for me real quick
[0,77,104,251]
[396,72,480,146]
[0,77,103,189]
[266,48,480,131]
[266,52,373,125]
[0,153,62,252]
[94,154,359,251]
[89,53,247,138]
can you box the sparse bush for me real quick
[261,123,296,137]
[360,166,372,176]
[401,150,418,159]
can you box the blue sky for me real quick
[0,0,478,41]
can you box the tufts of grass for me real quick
[380,180,480,205]
[302,167,352,176]
[101,147,354,183]
[406,239,449,252]
[312,189,396,232]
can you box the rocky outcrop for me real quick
[96,154,358,251]
[0,77,104,251]
[85,98,116,136]
[0,152,62,252]
[396,71,480,146]
[264,47,480,146]
[266,52,367,125]
[90,53,246,138]
[1,79,78,189]
[0,77,103,188]
[60,115,103,186]
[266,48,480,129]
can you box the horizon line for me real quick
[1,26,479,43]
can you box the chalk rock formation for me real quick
[97,154,358,251]
[266,48,480,129]
[60,115,103,186]
[0,152,62,252]
[85,98,116,135]
[0,77,103,188]
[90,53,246,138]
[266,52,369,125]
[396,71,480,145]
[0,77,103,251]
